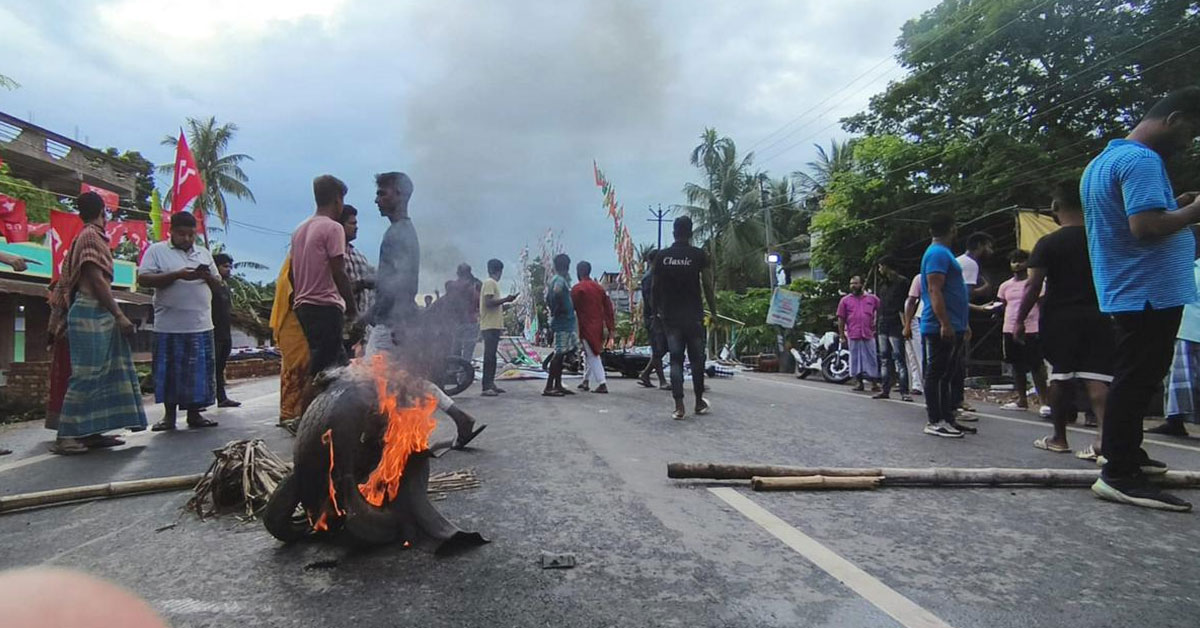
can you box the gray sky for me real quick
[1,0,940,289]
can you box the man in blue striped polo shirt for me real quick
[1082,86,1200,512]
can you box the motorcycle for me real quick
[790,331,852,384]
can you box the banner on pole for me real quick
[766,288,802,328]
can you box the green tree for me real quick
[792,139,854,208]
[160,116,255,228]
[103,148,156,217]
[0,162,65,225]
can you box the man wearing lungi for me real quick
[139,212,220,431]
[837,275,881,392]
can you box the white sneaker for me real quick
[1000,402,1027,412]
[923,422,964,438]
[1039,405,1052,418]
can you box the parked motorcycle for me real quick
[790,331,852,384]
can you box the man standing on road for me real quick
[211,253,240,408]
[652,216,718,420]
[371,171,485,450]
[1016,180,1112,459]
[45,192,147,455]
[637,250,668,390]
[997,249,1049,416]
[542,253,578,398]
[479,258,516,397]
[139,212,221,432]
[874,258,912,402]
[291,175,357,381]
[902,274,924,396]
[1152,245,1200,439]
[1082,87,1200,512]
[338,204,375,356]
[571,261,616,394]
[837,275,881,393]
[446,264,482,362]
[920,213,974,438]
[957,232,994,301]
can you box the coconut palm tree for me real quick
[160,116,255,228]
[792,139,853,207]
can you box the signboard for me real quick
[766,287,801,328]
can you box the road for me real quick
[2,370,1200,628]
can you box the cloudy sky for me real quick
[1,0,940,289]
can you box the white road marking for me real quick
[0,390,281,475]
[743,375,1200,455]
[710,487,954,628]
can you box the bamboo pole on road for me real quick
[0,474,203,513]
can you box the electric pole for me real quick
[647,204,670,249]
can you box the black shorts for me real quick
[1002,332,1043,372]
[1039,311,1115,382]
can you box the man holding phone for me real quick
[138,212,221,431]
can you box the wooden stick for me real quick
[0,474,202,513]
[752,476,882,491]
[669,463,1200,488]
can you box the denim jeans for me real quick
[665,319,706,401]
[923,332,965,424]
[481,329,502,391]
[878,334,908,395]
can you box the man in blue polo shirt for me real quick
[920,213,974,438]
[1083,86,1200,512]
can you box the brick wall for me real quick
[226,358,280,380]
[2,360,50,405]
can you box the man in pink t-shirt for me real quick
[290,175,357,381]
[997,249,1048,414]
[837,275,881,391]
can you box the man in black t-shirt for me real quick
[1015,180,1113,458]
[873,257,912,402]
[652,217,718,420]
[212,253,240,408]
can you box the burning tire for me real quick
[263,357,488,553]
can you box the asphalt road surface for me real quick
[2,371,1200,628]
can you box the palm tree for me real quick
[792,139,853,207]
[160,116,255,228]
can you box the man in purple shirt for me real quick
[837,275,881,392]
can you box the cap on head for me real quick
[76,191,105,221]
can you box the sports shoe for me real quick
[1039,405,1052,418]
[1092,476,1192,512]
[923,422,963,438]
[955,412,978,422]
[947,420,977,434]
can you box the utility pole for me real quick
[647,204,670,249]
[761,180,786,371]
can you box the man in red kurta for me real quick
[571,261,616,393]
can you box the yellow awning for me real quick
[1016,211,1058,252]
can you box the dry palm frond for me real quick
[187,439,292,519]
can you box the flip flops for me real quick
[187,417,219,429]
[1033,436,1070,453]
[49,439,89,455]
[542,390,565,397]
[81,434,125,449]
[1075,445,1099,461]
[637,379,655,388]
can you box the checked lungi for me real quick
[1166,339,1200,423]
[848,338,880,380]
[554,330,580,356]
[58,296,148,438]
[154,331,217,409]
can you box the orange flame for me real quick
[308,428,345,532]
[356,354,438,507]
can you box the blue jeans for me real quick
[665,319,706,402]
[878,334,908,396]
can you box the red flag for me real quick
[593,161,601,186]
[170,131,204,214]
[193,208,207,242]
[105,221,128,250]
[28,222,50,239]
[0,194,29,243]
[80,183,120,214]
[123,221,151,263]
[50,210,84,280]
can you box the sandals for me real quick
[81,434,125,449]
[542,390,565,397]
[49,439,89,455]
[1075,445,1099,461]
[187,417,219,428]
[637,379,655,388]
[1033,436,1070,453]
[151,420,177,432]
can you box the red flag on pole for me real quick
[105,221,127,250]
[170,131,204,215]
[0,194,29,243]
[193,208,207,242]
[123,220,151,263]
[50,210,84,280]
[80,183,120,215]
